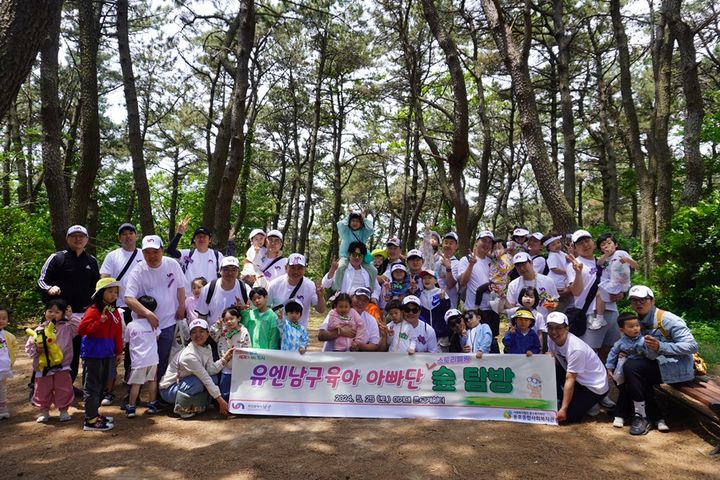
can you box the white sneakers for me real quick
[613,417,624,428]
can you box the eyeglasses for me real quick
[405,307,420,314]
[629,297,651,304]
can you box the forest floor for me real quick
[3,315,719,480]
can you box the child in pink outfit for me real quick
[326,293,366,352]
[25,299,79,423]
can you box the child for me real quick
[326,293,366,352]
[605,313,656,429]
[488,241,514,304]
[78,278,124,431]
[464,310,492,357]
[594,233,640,330]
[515,286,547,350]
[278,299,309,353]
[446,309,469,353]
[544,234,568,292]
[123,295,162,418]
[185,276,207,323]
[337,208,374,265]
[387,296,439,354]
[502,308,541,355]
[383,300,403,352]
[211,307,250,401]
[418,270,451,350]
[384,264,410,302]
[241,287,280,349]
[0,305,17,419]
[25,300,76,423]
[508,227,530,254]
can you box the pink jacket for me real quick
[327,308,366,352]
[25,317,79,376]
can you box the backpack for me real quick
[183,248,220,277]
[653,309,707,377]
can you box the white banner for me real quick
[229,350,558,425]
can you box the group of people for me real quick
[0,211,699,436]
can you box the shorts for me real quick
[580,311,620,349]
[127,365,158,385]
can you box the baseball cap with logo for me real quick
[117,223,136,235]
[407,249,423,259]
[188,319,209,331]
[571,229,592,244]
[386,237,401,247]
[512,228,530,238]
[402,295,421,306]
[443,232,459,242]
[220,256,240,268]
[353,287,372,298]
[142,235,163,250]
[512,252,532,265]
[249,228,266,240]
[287,253,306,267]
[628,285,654,299]
[266,229,283,240]
[444,309,462,322]
[66,225,88,237]
[546,312,568,326]
[476,230,495,241]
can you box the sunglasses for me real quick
[350,252,364,258]
[629,297,651,303]
[405,307,420,314]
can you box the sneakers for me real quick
[630,414,651,435]
[83,417,114,432]
[600,395,616,408]
[36,411,50,423]
[178,412,195,419]
[98,414,114,424]
[146,401,160,414]
[587,315,607,331]
[613,416,624,428]
[59,411,72,422]
[587,403,601,417]
[101,393,115,406]
[656,419,670,432]
[125,405,137,418]
[0,411,10,420]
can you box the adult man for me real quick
[546,311,609,423]
[625,285,697,434]
[99,222,144,404]
[388,295,440,353]
[195,256,250,327]
[376,236,404,284]
[166,218,224,291]
[38,225,100,385]
[506,251,558,319]
[322,242,374,294]
[406,249,425,292]
[242,229,287,287]
[318,287,381,352]
[124,235,186,382]
[437,232,460,308]
[267,253,326,328]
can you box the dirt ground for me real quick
[3,318,719,480]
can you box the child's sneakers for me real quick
[125,405,137,418]
[83,416,114,431]
[36,411,50,423]
[146,401,160,414]
[98,414,114,424]
[101,392,115,406]
[58,410,72,422]
[612,416,624,428]
[587,314,607,331]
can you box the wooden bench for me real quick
[657,377,720,455]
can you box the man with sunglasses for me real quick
[322,242,376,294]
[387,296,440,353]
[624,285,697,434]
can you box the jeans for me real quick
[156,325,176,382]
[159,374,219,412]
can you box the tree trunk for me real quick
[213,0,256,249]
[40,2,67,249]
[2,123,10,206]
[666,0,704,206]
[169,147,180,239]
[552,0,576,211]
[8,99,29,208]
[233,126,254,234]
[0,0,63,119]
[69,0,103,225]
[610,0,655,273]
[482,0,576,234]
[116,0,154,234]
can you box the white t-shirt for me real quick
[457,255,492,309]
[566,256,599,312]
[100,247,144,307]
[437,256,460,309]
[258,255,288,283]
[123,318,160,368]
[195,279,251,327]
[506,273,559,318]
[267,275,318,328]
[321,264,371,294]
[387,320,439,353]
[531,255,547,275]
[177,248,224,292]
[549,332,609,395]
[598,250,632,306]
[546,251,568,290]
[319,309,380,351]
[125,257,185,330]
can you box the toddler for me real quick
[0,306,17,419]
[326,293,366,352]
[211,307,250,401]
[185,276,207,323]
[242,287,280,349]
[464,310,492,357]
[384,264,411,302]
[278,299,309,353]
[502,308,541,355]
[124,295,162,418]
[593,234,640,330]
[446,309,469,353]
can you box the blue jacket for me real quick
[419,293,451,338]
[502,328,541,354]
[605,335,647,370]
[640,306,697,384]
[467,324,492,354]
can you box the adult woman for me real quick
[158,319,233,419]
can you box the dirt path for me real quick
[3,327,718,480]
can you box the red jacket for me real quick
[78,305,124,358]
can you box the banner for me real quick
[229,350,558,425]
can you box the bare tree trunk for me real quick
[169,147,180,239]
[233,126,254,233]
[482,0,576,233]
[40,2,67,249]
[666,0,704,206]
[213,0,256,249]
[2,124,10,206]
[0,0,63,119]
[70,0,103,225]
[8,100,29,208]
[116,0,154,234]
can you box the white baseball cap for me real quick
[443,232,459,242]
[407,249,423,259]
[512,252,532,265]
[529,232,544,242]
[571,229,592,244]
[386,237,401,247]
[287,253,306,266]
[390,263,407,273]
[353,287,372,298]
[512,228,530,238]
[628,285,654,299]
[66,225,88,237]
[188,319,209,331]
[444,309,462,322]
[141,235,163,250]
[266,229,283,240]
[220,256,240,268]
[546,312,568,326]
[402,295,421,306]
[249,228,266,240]
[476,230,495,241]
